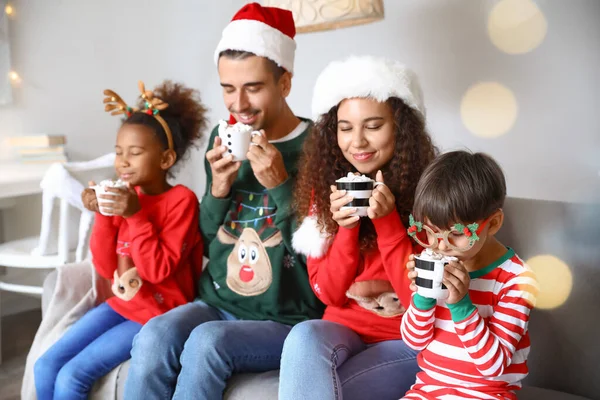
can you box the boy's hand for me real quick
[443,261,471,304]
[406,254,418,292]
[98,183,141,218]
[367,171,395,220]
[330,185,360,229]
[81,181,99,213]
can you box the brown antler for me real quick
[102,81,174,150]
[103,89,133,116]
[137,80,169,111]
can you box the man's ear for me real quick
[161,149,177,170]
[279,71,292,98]
[487,209,504,236]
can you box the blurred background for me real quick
[0,1,598,399]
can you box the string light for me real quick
[8,70,21,85]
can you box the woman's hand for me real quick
[368,170,395,220]
[330,185,360,229]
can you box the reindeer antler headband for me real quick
[103,81,174,150]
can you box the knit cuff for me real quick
[267,178,293,210]
[413,293,437,311]
[202,186,233,223]
[447,294,477,323]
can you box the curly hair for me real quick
[294,97,438,251]
[124,80,208,171]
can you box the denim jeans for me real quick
[34,302,141,400]
[124,299,292,400]
[279,319,420,400]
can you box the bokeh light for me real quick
[461,82,518,138]
[488,0,548,55]
[525,255,573,310]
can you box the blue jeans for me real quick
[279,320,420,400]
[124,299,292,400]
[34,302,141,400]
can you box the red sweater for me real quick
[90,185,203,325]
[308,210,413,343]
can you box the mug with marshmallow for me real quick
[91,179,127,216]
[218,119,262,161]
[413,248,457,300]
[336,173,384,217]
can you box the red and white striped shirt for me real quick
[400,249,538,400]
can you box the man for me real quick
[124,3,324,399]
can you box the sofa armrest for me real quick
[42,270,58,318]
[22,260,114,400]
[41,260,112,320]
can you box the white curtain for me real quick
[0,0,12,105]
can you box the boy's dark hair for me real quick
[125,81,208,169]
[219,50,286,82]
[413,150,506,228]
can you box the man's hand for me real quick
[246,130,288,189]
[206,136,241,198]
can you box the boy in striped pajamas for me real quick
[400,150,538,400]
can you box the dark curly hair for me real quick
[124,81,208,171]
[294,97,438,251]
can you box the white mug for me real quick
[218,121,262,161]
[91,182,127,216]
[413,252,458,300]
[336,178,385,217]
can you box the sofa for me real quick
[23,197,599,399]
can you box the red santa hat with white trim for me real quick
[214,2,297,75]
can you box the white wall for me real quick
[0,0,599,203]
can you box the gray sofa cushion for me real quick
[111,360,591,400]
[111,360,280,400]
[519,386,593,400]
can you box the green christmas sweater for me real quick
[198,118,325,325]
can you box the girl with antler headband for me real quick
[34,81,208,399]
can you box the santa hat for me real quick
[214,2,297,74]
[311,55,426,121]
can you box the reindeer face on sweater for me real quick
[346,280,405,318]
[217,227,282,296]
[112,267,143,301]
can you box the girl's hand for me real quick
[81,181,99,213]
[97,183,141,218]
[367,171,395,220]
[443,261,471,305]
[406,254,418,292]
[330,185,360,229]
